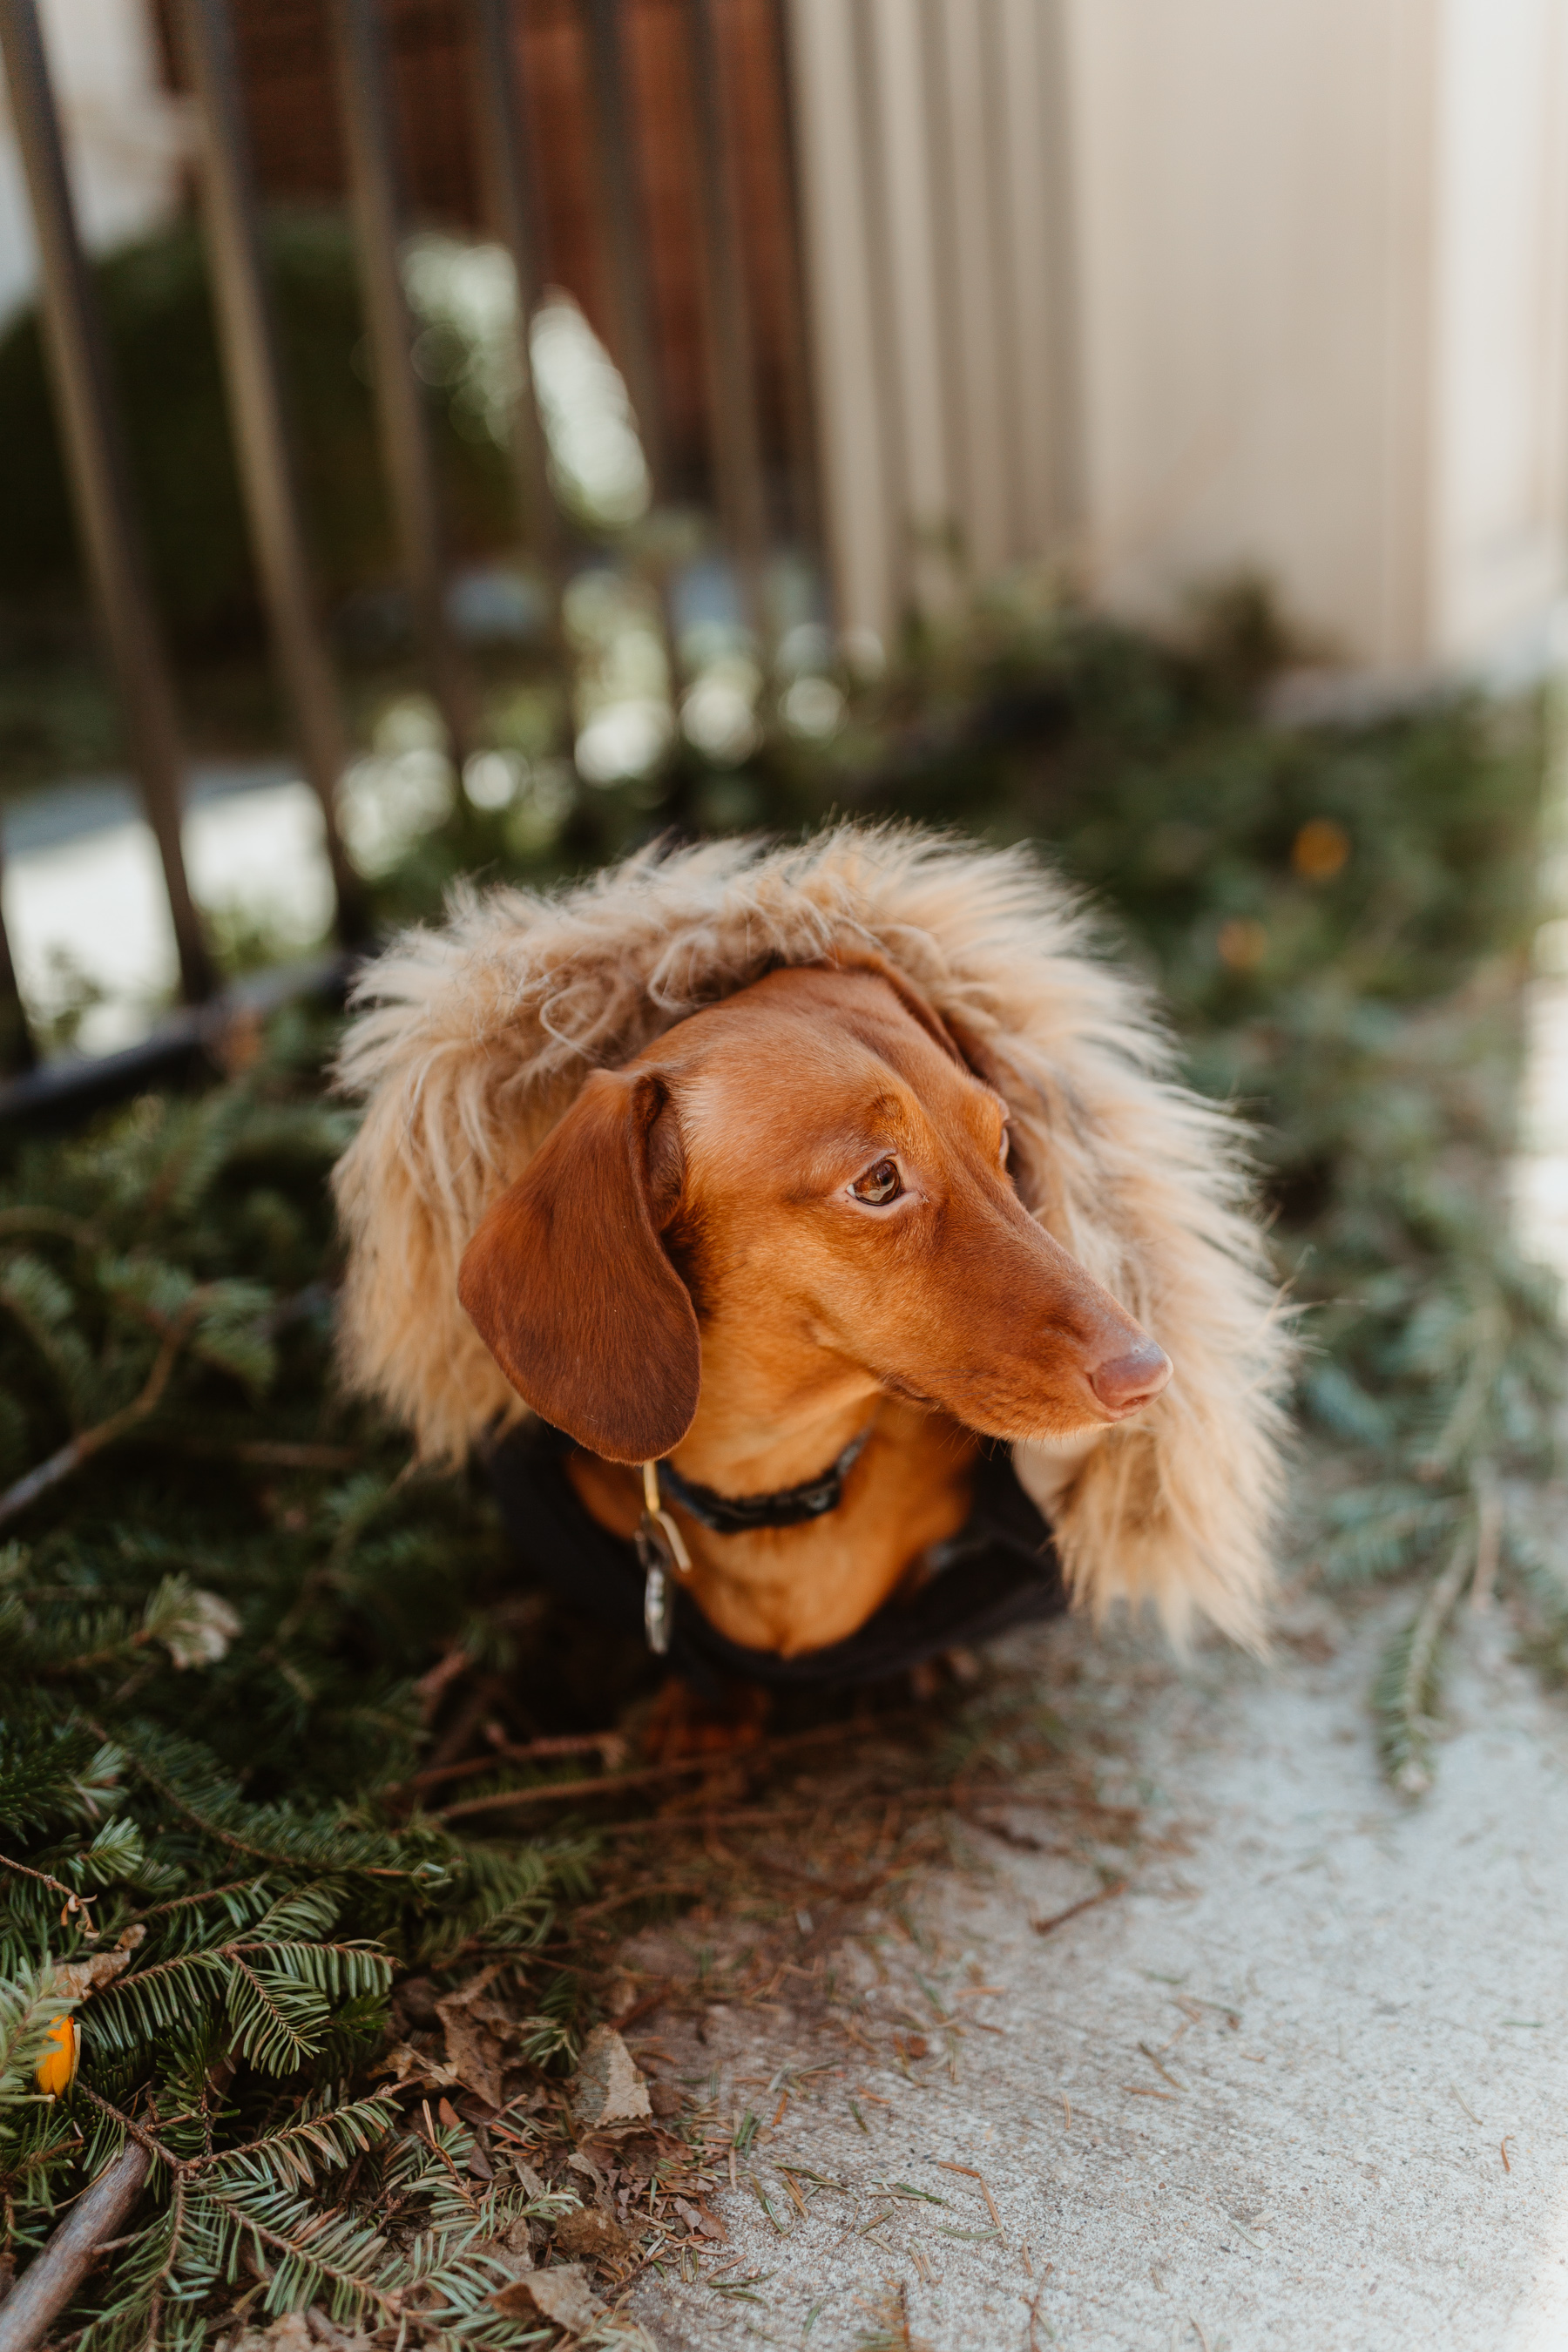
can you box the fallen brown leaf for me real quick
[554,2207,634,2268]
[489,2265,602,2330]
[571,2024,652,2129]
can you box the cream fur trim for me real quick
[332,825,1291,1646]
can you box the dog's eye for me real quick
[851,1157,903,1206]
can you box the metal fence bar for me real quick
[0,0,215,1007]
[579,0,668,491]
[683,0,769,636]
[0,953,352,1129]
[465,0,563,610]
[766,0,825,566]
[0,0,830,1102]
[179,0,368,945]
[327,0,481,771]
[0,855,36,1078]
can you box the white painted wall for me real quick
[787,0,1568,677]
[0,0,186,332]
[1063,0,1439,668]
[789,0,1078,642]
[1433,0,1568,662]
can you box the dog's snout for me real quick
[1089,1338,1172,1416]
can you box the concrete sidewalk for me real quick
[626,1598,1568,2351]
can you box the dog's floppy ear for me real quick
[457,1069,700,1463]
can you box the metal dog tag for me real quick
[636,1465,692,1656]
[640,1543,671,1654]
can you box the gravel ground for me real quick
[623,1594,1568,2351]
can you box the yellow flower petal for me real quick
[36,2015,79,2096]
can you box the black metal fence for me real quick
[0,0,816,1090]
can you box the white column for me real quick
[1431,0,1568,663]
[786,0,898,644]
[867,0,954,602]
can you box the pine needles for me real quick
[1374,1522,1479,1797]
[0,1019,598,2347]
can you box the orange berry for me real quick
[1292,817,1350,881]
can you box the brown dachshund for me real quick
[457,963,1170,1659]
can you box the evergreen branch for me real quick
[0,1257,97,1434]
[412,2109,480,2213]
[37,1633,154,1683]
[120,1881,265,1930]
[224,1951,326,2073]
[166,1440,360,1470]
[260,1463,420,1661]
[0,1853,79,1903]
[87,1730,416,1882]
[1375,1524,1477,1797]
[89,1740,285,1872]
[191,2093,396,2182]
[0,2129,83,2198]
[84,1940,389,2077]
[73,2085,187,2179]
[134,2168,185,2352]
[195,2184,409,2324]
[84,1944,267,2004]
[0,1969,73,2111]
[0,1209,103,1250]
[0,1302,202,1533]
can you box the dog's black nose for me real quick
[1090,1339,1172,1415]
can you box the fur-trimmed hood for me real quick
[333,825,1290,1645]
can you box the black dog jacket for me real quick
[485,1419,1067,1700]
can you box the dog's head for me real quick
[458,963,1170,1463]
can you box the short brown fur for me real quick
[458,968,1169,1652]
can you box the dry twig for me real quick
[1031,1880,1128,1937]
[0,2146,151,2352]
[0,1301,202,1531]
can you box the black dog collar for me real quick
[635,1425,875,1652]
[652,1420,874,1534]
